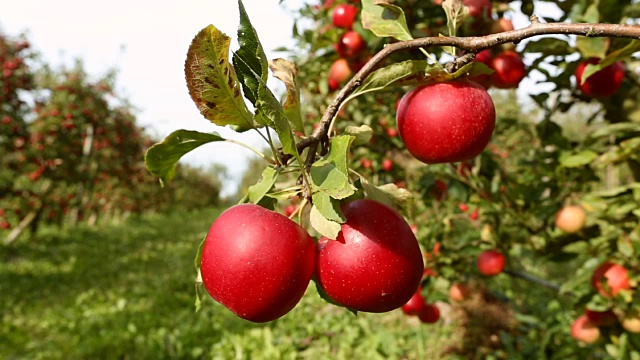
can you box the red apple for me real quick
[200,204,316,322]
[315,199,424,312]
[449,283,470,302]
[490,18,515,33]
[477,250,505,276]
[418,303,440,323]
[458,203,469,213]
[431,180,448,201]
[396,80,495,164]
[491,50,526,89]
[585,308,617,327]
[470,208,479,221]
[284,204,297,217]
[382,158,393,171]
[360,158,372,169]
[575,58,625,98]
[469,49,494,89]
[332,4,358,29]
[401,289,425,316]
[335,31,366,58]
[386,128,398,138]
[329,58,353,85]
[591,261,630,298]
[0,220,10,230]
[571,315,600,343]
[555,205,586,233]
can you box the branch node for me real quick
[530,14,540,24]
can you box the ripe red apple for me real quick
[469,49,494,89]
[315,199,424,312]
[571,315,600,343]
[386,128,398,138]
[332,4,358,29]
[381,158,393,171]
[459,203,469,213]
[360,158,372,169]
[575,58,625,98]
[491,50,526,89]
[449,283,470,302]
[555,205,586,233]
[329,58,353,86]
[490,18,515,33]
[470,208,479,220]
[418,303,440,323]
[585,308,617,327]
[401,289,425,316]
[477,250,505,276]
[284,204,297,217]
[0,220,10,230]
[335,31,365,58]
[591,261,631,298]
[200,204,316,322]
[396,80,495,164]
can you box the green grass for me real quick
[0,209,454,360]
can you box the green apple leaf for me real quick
[312,191,345,223]
[184,25,255,131]
[232,0,269,107]
[310,160,355,200]
[325,135,355,176]
[310,204,342,240]
[248,166,280,204]
[442,0,469,37]
[268,58,304,132]
[344,125,373,145]
[559,150,598,168]
[361,0,413,41]
[145,130,224,185]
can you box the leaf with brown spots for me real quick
[185,25,255,131]
[269,58,303,133]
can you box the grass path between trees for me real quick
[0,208,454,359]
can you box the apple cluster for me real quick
[199,199,424,322]
[327,3,369,92]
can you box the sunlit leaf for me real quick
[248,167,279,204]
[361,0,413,41]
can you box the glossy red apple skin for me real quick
[332,4,358,29]
[477,250,505,276]
[571,315,600,343]
[336,31,366,58]
[555,205,586,233]
[200,204,316,323]
[315,199,424,313]
[418,303,441,323]
[396,80,496,164]
[491,50,526,89]
[401,290,425,316]
[591,261,631,298]
[575,58,625,98]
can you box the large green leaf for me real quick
[232,0,269,107]
[248,167,280,204]
[184,25,254,130]
[145,130,224,185]
[361,0,413,41]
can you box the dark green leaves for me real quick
[145,130,224,185]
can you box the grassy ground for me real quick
[0,208,455,360]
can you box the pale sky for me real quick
[1,0,301,196]
[1,1,559,196]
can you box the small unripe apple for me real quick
[477,250,505,276]
[401,289,425,316]
[591,261,631,298]
[555,205,586,233]
[491,51,526,89]
[396,80,495,164]
[332,4,358,29]
[315,199,424,313]
[418,303,440,323]
[200,204,315,322]
[575,58,624,98]
[449,283,470,302]
[571,315,600,343]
